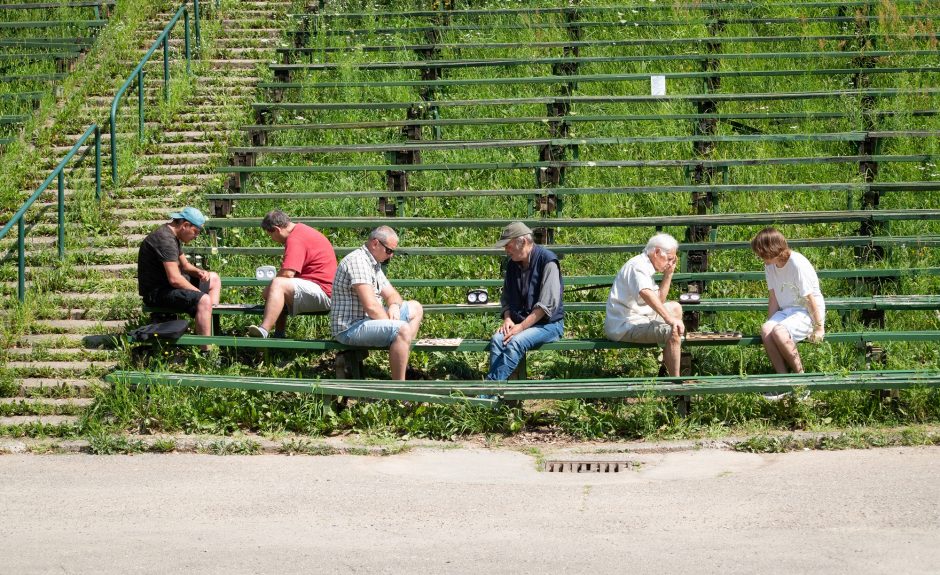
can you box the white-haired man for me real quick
[604,233,685,376]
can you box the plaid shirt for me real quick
[330,245,391,335]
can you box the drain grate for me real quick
[543,460,627,473]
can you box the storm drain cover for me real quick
[543,460,629,473]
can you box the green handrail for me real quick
[0,124,101,302]
[109,0,200,185]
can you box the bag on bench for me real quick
[127,319,190,343]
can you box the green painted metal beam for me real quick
[105,372,497,407]
[214,268,940,290]
[171,331,940,353]
[0,73,67,83]
[105,369,940,403]
[203,210,940,230]
[0,1,115,8]
[0,52,81,62]
[0,19,108,29]
[251,88,940,112]
[192,297,940,317]
[215,155,935,175]
[229,132,940,156]
[205,181,940,202]
[272,50,940,72]
[302,1,922,20]
[278,33,939,55]
[186,235,940,260]
[300,15,937,37]
[259,66,940,90]
[238,110,940,133]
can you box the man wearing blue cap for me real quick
[137,207,220,337]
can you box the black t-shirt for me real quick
[138,224,182,296]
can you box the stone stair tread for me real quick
[18,378,101,391]
[6,360,118,370]
[0,415,81,426]
[0,397,94,407]
[35,319,127,330]
[6,347,113,357]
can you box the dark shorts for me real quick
[143,287,206,316]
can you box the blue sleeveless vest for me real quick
[503,244,564,324]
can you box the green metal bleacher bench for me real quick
[105,367,940,407]
[202,210,940,231]
[250,88,940,114]
[297,1,928,21]
[291,13,937,38]
[277,32,939,57]
[186,235,940,260]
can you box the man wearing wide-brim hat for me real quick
[137,207,220,338]
[487,221,565,380]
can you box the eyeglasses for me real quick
[188,223,201,236]
[377,239,396,255]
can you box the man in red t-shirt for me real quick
[248,210,337,338]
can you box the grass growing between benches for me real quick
[7,0,937,446]
[84,364,940,444]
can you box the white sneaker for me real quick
[247,325,269,338]
[763,390,810,402]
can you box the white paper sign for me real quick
[651,75,666,96]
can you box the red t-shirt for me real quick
[282,223,337,297]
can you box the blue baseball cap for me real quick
[168,207,206,230]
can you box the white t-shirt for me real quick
[604,252,661,339]
[764,251,825,313]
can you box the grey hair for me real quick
[644,232,678,256]
[261,209,290,232]
[369,225,398,243]
[513,234,533,248]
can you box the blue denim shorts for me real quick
[335,303,411,348]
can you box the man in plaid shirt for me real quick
[330,226,424,380]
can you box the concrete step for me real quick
[0,397,94,408]
[137,173,222,185]
[148,152,217,163]
[6,347,117,360]
[34,319,127,332]
[17,378,103,396]
[0,415,81,427]
[5,360,118,375]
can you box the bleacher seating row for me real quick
[0,0,114,148]
[137,0,940,399]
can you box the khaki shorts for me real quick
[613,320,673,345]
[291,278,331,315]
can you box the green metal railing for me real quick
[109,0,200,185]
[0,124,101,302]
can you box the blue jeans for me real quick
[486,320,563,381]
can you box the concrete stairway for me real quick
[0,0,293,435]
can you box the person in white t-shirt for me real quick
[750,227,826,374]
[604,233,685,376]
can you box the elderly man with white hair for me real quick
[604,233,685,376]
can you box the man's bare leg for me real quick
[661,301,683,377]
[388,301,423,380]
[259,277,294,333]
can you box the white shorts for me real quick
[768,307,815,343]
[291,278,331,315]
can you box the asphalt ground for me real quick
[1,446,938,574]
